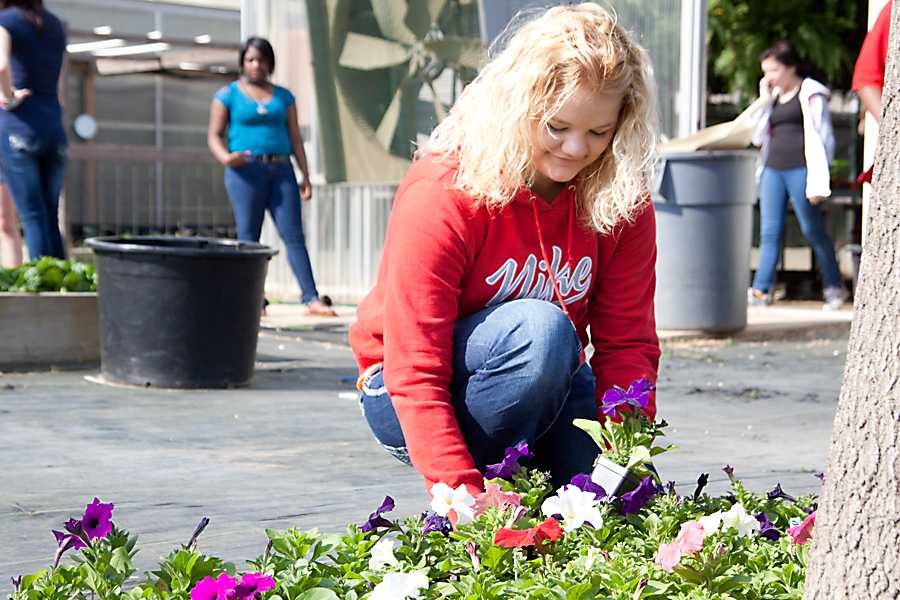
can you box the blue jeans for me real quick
[359,299,601,487]
[752,166,842,292]
[224,161,319,303]
[0,130,66,259]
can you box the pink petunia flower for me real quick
[473,482,521,517]
[655,520,708,572]
[675,521,706,554]
[787,511,816,545]
[655,541,682,571]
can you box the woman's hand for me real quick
[1,88,31,111]
[758,77,772,100]
[808,195,826,206]
[223,150,251,168]
[300,177,312,201]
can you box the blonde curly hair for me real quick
[422,3,658,234]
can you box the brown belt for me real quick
[253,154,291,163]
[356,362,383,391]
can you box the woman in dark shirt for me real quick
[0,0,67,260]
[750,40,846,310]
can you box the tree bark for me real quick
[803,5,900,598]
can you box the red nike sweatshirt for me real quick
[349,155,660,494]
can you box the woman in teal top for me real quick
[207,36,335,316]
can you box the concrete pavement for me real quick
[1,301,852,589]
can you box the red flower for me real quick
[493,518,563,548]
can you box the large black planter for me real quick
[85,236,277,388]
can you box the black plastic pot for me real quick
[85,236,277,388]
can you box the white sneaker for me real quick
[822,286,849,311]
[747,288,773,307]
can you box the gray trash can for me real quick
[652,150,757,333]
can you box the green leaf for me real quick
[295,588,340,600]
[626,445,651,469]
[572,419,607,450]
[110,546,133,574]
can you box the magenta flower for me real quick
[619,476,659,515]
[484,441,532,480]
[191,573,238,600]
[81,498,114,540]
[787,511,816,545]
[234,573,276,600]
[600,378,654,417]
[569,473,607,500]
[52,518,87,550]
[360,496,395,532]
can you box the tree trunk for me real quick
[803,5,900,598]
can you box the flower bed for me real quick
[10,381,819,599]
[0,258,100,370]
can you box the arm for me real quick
[852,1,891,120]
[588,201,661,418]
[207,99,247,167]
[381,178,484,495]
[0,26,30,110]
[286,103,312,201]
[806,93,835,204]
[856,85,883,122]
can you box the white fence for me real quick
[260,183,396,304]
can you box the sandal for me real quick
[306,298,337,317]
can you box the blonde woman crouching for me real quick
[350,4,662,497]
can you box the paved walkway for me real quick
[1,302,852,588]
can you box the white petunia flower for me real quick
[368,537,400,571]
[540,484,604,532]
[371,571,429,600]
[698,511,723,535]
[721,503,760,537]
[430,482,476,524]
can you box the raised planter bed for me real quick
[0,292,100,370]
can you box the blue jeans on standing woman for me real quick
[359,299,601,487]
[752,166,843,293]
[224,161,319,303]
[0,130,66,259]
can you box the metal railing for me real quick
[67,143,394,303]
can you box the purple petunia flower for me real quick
[755,512,781,541]
[360,496,395,532]
[767,483,796,503]
[52,518,87,550]
[722,464,735,482]
[234,572,276,600]
[421,511,452,536]
[600,378,654,418]
[81,498,114,540]
[569,473,607,500]
[484,441,532,480]
[619,476,659,515]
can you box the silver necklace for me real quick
[243,78,269,115]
